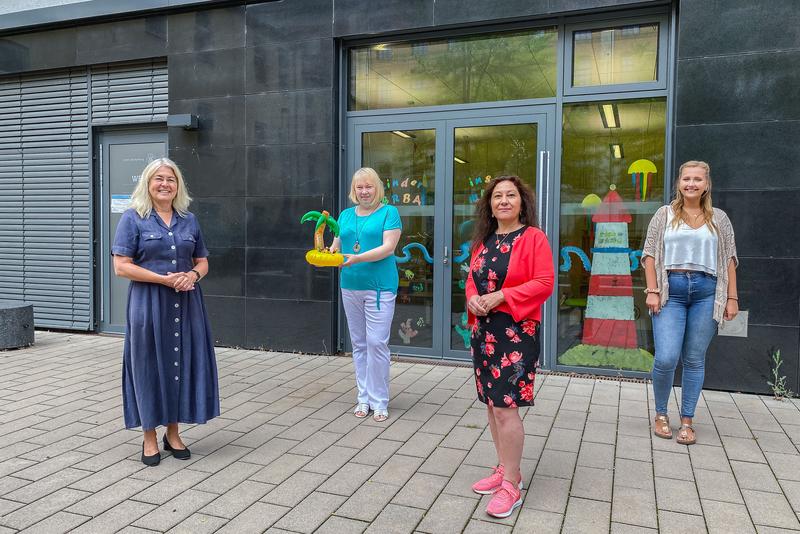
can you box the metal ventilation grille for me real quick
[0,69,91,329]
[91,59,168,125]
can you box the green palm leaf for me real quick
[300,211,321,224]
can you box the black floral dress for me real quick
[470,227,540,408]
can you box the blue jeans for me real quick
[651,271,718,418]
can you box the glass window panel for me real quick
[350,28,557,111]
[361,129,436,349]
[557,98,666,372]
[450,124,537,351]
[572,23,659,87]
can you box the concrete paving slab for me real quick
[2,332,799,533]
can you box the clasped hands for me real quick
[467,291,505,316]
[163,271,197,291]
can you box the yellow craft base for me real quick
[305,249,344,267]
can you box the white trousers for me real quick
[341,289,395,411]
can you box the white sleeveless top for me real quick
[663,208,718,275]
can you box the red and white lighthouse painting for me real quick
[559,185,653,371]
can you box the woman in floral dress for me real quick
[465,175,554,518]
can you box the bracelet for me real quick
[727,296,738,301]
[643,288,660,294]
[190,269,202,281]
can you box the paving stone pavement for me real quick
[2,331,800,533]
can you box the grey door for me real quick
[97,130,167,333]
[347,105,555,361]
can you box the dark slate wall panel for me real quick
[167,6,245,54]
[0,27,77,74]
[75,17,167,65]
[246,144,333,197]
[703,326,799,395]
[205,296,246,347]
[676,0,800,393]
[203,246,246,298]
[172,146,246,198]
[714,190,800,260]
[678,0,800,58]
[245,38,334,93]
[433,0,549,26]
[674,122,800,191]
[735,258,800,328]
[675,52,800,125]
[246,248,333,301]
[168,47,244,100]
[333,0,434,37]
[244,90,333,146]
[246,0,333,46]
[245,299,335,353]
[191,197,246,248]
[169,97,246,150]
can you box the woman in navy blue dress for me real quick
[112,158,219,466]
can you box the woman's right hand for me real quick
[162,272,184,289]
[646,292,661,315]
[467,295,488,317]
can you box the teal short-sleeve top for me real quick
[339,204,402,293]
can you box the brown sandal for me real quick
[653,414,672,439]
[676,424,696,445]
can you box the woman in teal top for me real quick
[332,167,402,422]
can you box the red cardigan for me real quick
[465,226,555,326]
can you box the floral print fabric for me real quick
[470,227,540,408]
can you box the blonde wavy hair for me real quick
[348,167,385,208]
[130,158,192,219]
[670,160,716,232]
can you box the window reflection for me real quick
[350,28,557,111]
[450,124,537,351]
[572,23,659,87]
[557,98,666,371]
[362,130,436,349]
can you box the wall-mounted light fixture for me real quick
[391,130,415,139]
[167,114,199,130]
[598,103,620,128]
[610,143,624,159]
[453,156,469,164]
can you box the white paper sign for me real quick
[718,309,748,337]
[111,194,132,213]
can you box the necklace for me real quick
[682,208,704,226]
[494,226,522,249]
[353,205,378,253]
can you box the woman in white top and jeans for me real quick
[642,161,739,445]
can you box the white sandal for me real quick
[354,403,369,418]
[373,409,389,422]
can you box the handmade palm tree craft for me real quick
[300,210,344,267]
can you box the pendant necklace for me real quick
[495,225,522,249]
[353,205,377,253]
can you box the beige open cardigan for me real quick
[641,205,738,323]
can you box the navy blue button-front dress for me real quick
[112,208,220,430]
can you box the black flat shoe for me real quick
[141,442,160,466]
[163,434,191,460]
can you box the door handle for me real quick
[443,245,449,264]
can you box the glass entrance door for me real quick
[349,106,554,360]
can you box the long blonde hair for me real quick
[670,160,716,232]
[130,158,192,219]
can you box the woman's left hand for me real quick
[340,254,361,268]
[724,298,739,321]
[478,290,505,312]
[170,271,196,291]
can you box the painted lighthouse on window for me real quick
[559,184,653,371]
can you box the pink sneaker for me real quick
[472,465,505,495]
[486,479,522,518]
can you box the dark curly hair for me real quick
[471,175,538,252]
